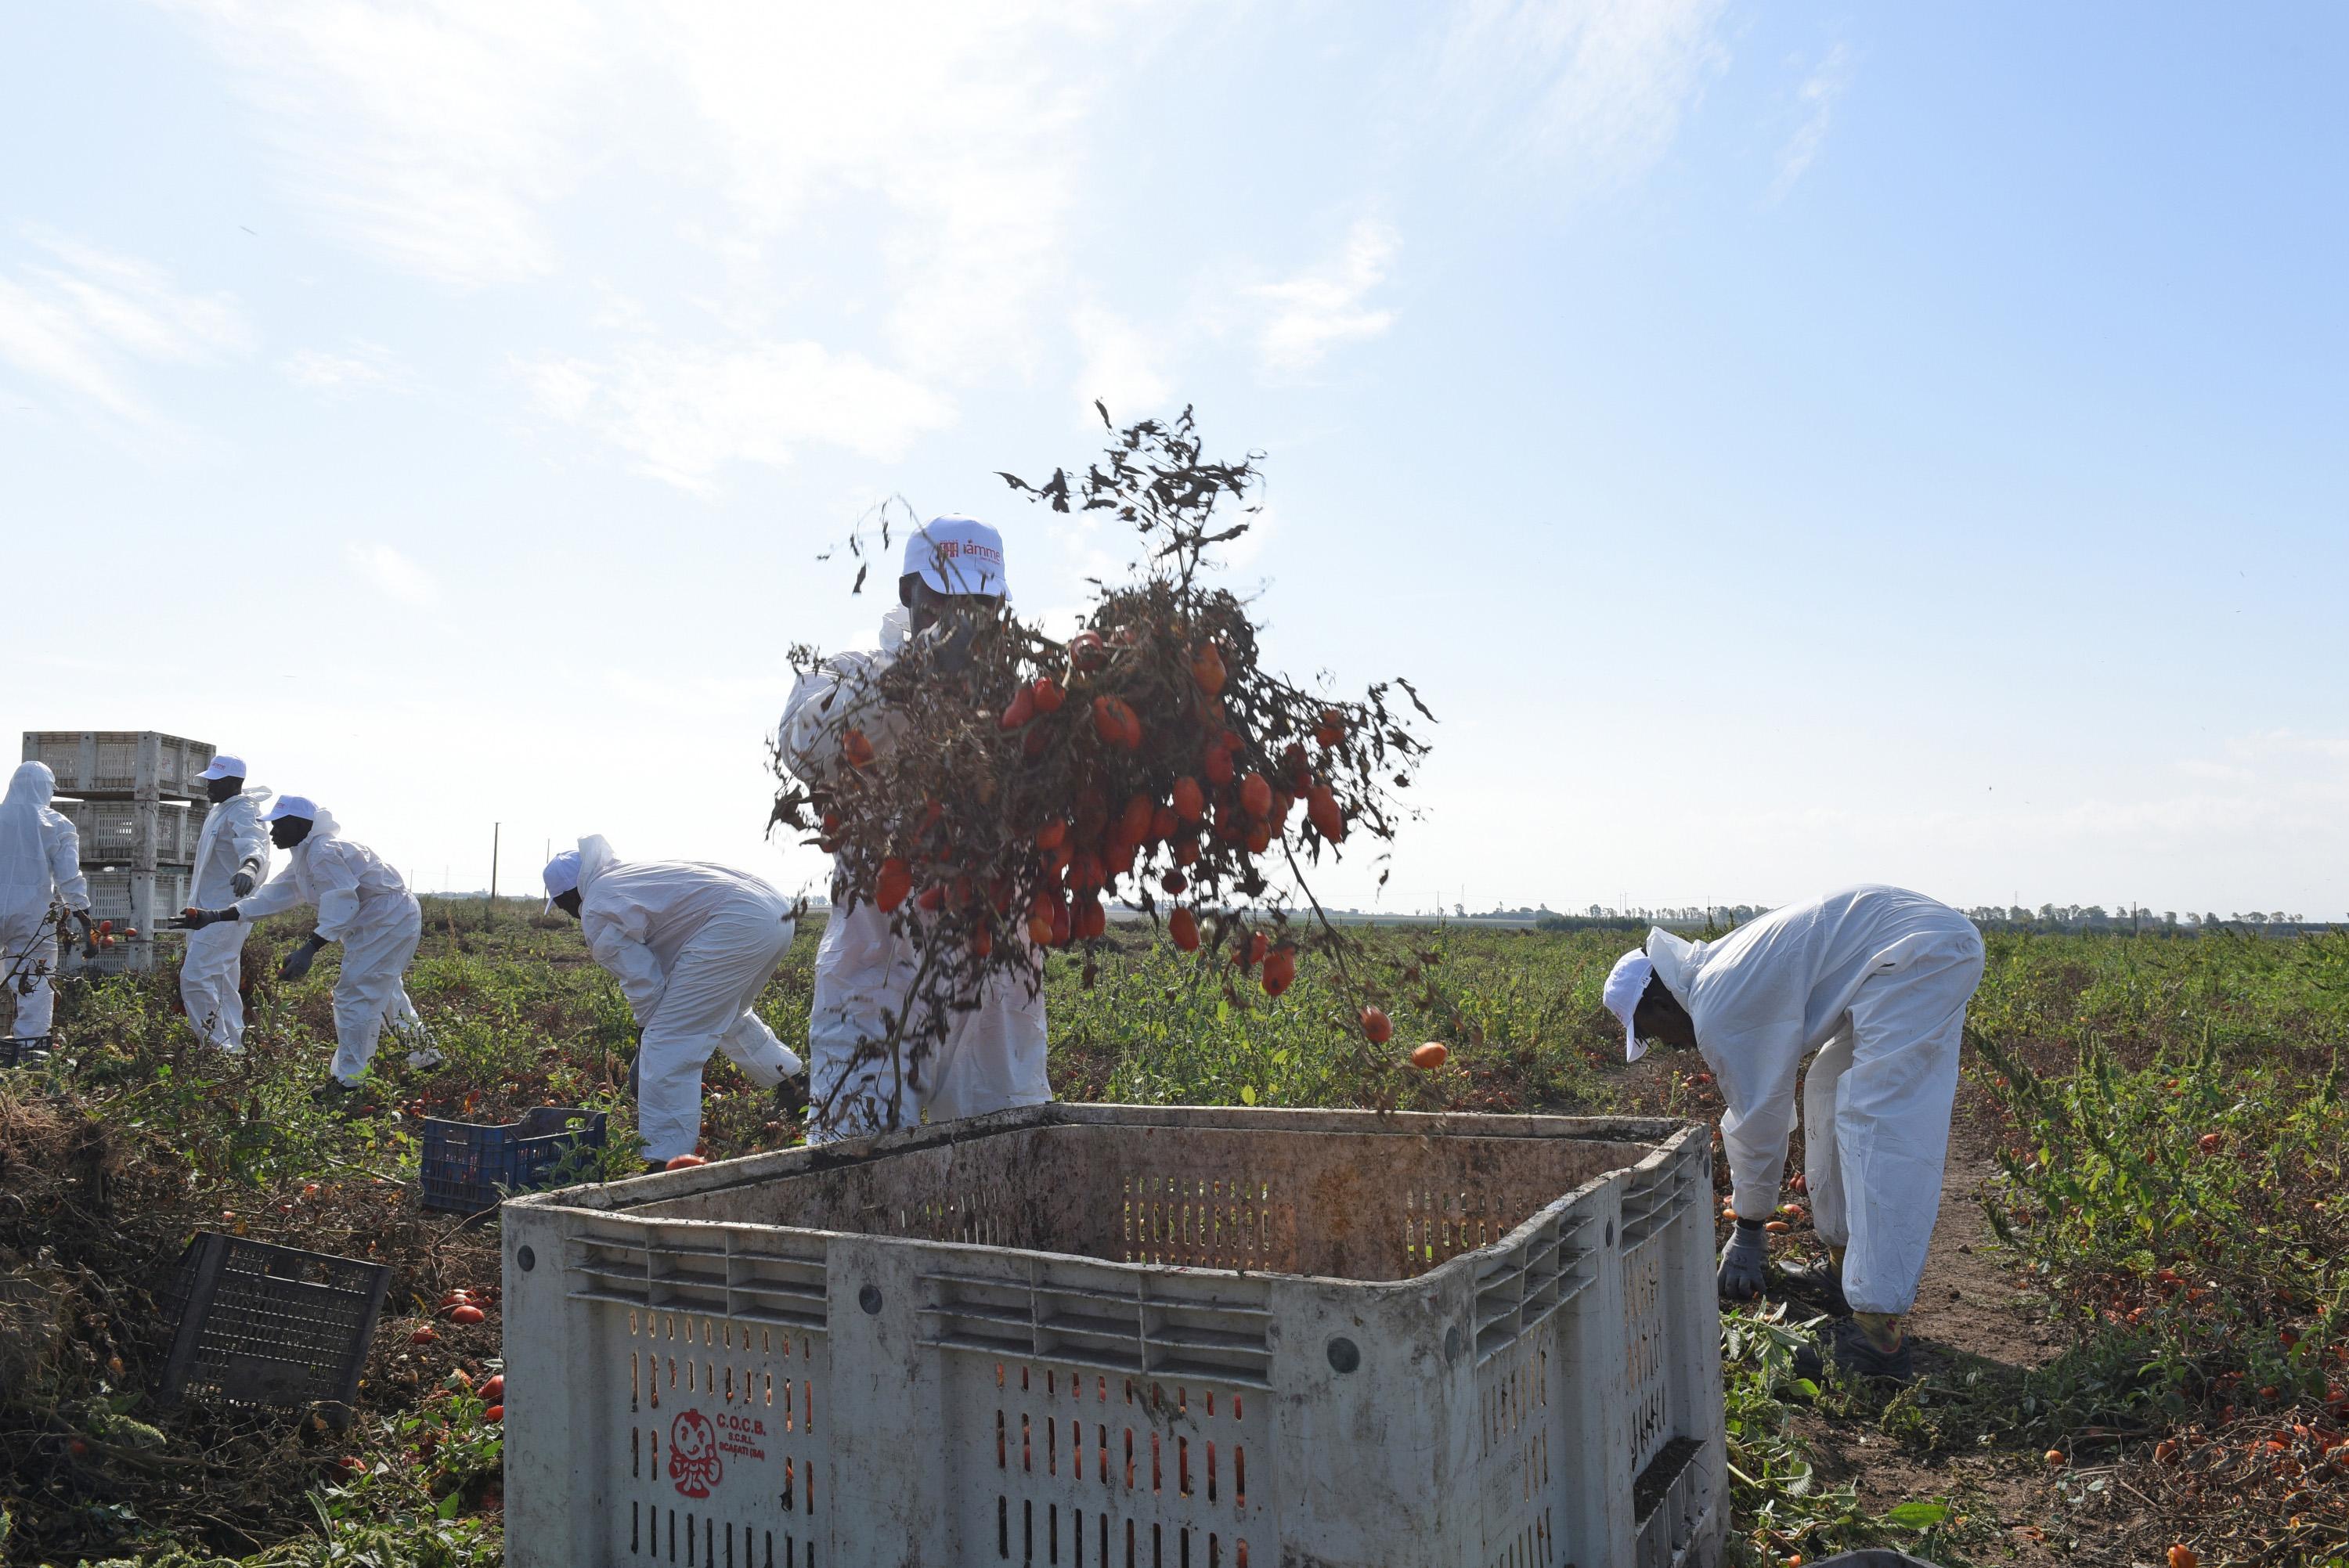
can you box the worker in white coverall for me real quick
[1604,885,1985,1382]
[543,837,804,1167]
[0,762,93,1044]
[180,753,272,1052]
[779,516,1052,1143]
[175,796,439,1100]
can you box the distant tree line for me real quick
[1531,903,2343,938]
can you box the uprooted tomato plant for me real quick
[769,406,1436,1133]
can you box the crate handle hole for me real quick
[859,1283,883,1315]
[1326,1337,1360,1374]
[517,1245,536,1271]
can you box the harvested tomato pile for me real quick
[775,409,1434,1108]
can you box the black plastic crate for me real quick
[157,1232,388,1415]
[418,1105,608,1213]
[0,1036,52,1069]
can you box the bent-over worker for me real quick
[181,752,272,1052]
[178,796,438,1098]
[1604,884,1985,1382]
[778,515,1051,1142]
[543,837,803,1166]
[0,762,92,1043]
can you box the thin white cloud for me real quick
[0,230,251,424]
[161,0,608,287]
[282,341,410,397]
[1071,304,1171,428]
[344,541,440,606]
[1254,219,1399,374]
[1438,0,1732,190]
[1769,42,1853,203]
[522,339,956,497]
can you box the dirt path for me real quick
[1793,1101,2144,1567]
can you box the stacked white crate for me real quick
[23,731,214,975]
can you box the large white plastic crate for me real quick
[502,1105,1726,1568]
[22,731,213,799]
[56,798,201,867]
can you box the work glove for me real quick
[1718,1218,1770,1302]
[230,869,258,898]
[279,935,327,982]
[175,907,233,931]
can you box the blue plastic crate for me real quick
[418,1105,607,1213]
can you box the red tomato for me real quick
[1359,1007,1393,1044]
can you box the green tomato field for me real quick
[2,910,2344,1567]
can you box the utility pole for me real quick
[488,822,500,928]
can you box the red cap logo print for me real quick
[669,1410,723,1498]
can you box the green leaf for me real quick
[1239,1083,1257,1106]
[1882,1500,1951,1528]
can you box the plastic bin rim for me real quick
[508,1165,1639,1292]
[506,1104,1706,1291]
[508,1101,1701,1215]
[508,1101,1701,1216]
[421,1106,606,1134]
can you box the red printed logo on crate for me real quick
[667,1411,723,1498]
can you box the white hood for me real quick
[0,762,58,910]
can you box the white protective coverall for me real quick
[182,787,272,1050]
[570,837,803,1163]
[1647,885,1985,1317]
[233,810,429,1084]
[779,608,1052,1142]
[0,762,91,1040]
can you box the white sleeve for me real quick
[779,648,896,784]
[229,806,271,881]
[236,862,307,921]
[585,906,667,1025]
[1716,1029,1806,1221]
[44,816,89,910]
[301,840,365,940]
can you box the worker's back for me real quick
[1653,885,1979,1059]
[583,860,788,971]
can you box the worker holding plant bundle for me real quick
[180,752,272,1054]
[779,515,1052,1144]
[542,837,803,1168]
[175,796,440,1100]
[1604,885,1986,1382]
[0,761,93,1045]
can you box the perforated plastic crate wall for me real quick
[22,731,212,799]
[56,798,202,867]
[501,1105,1727,1568]
[420,1106,609,1213]
[157,1231,389,1413]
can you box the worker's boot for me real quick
[1793,1313,1914,1385]
[1775,1253,1851,1317]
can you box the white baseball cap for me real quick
[1603,949,1657,1062]
[262,795,317,823]
[903,515,1009,598]
[199,753,247,780]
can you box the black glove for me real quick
[1719,1218,1770,1302]
[175,907,238,931]
[230,869,258,898]
[279,935,327,981]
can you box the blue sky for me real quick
[4,2,2343,917]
